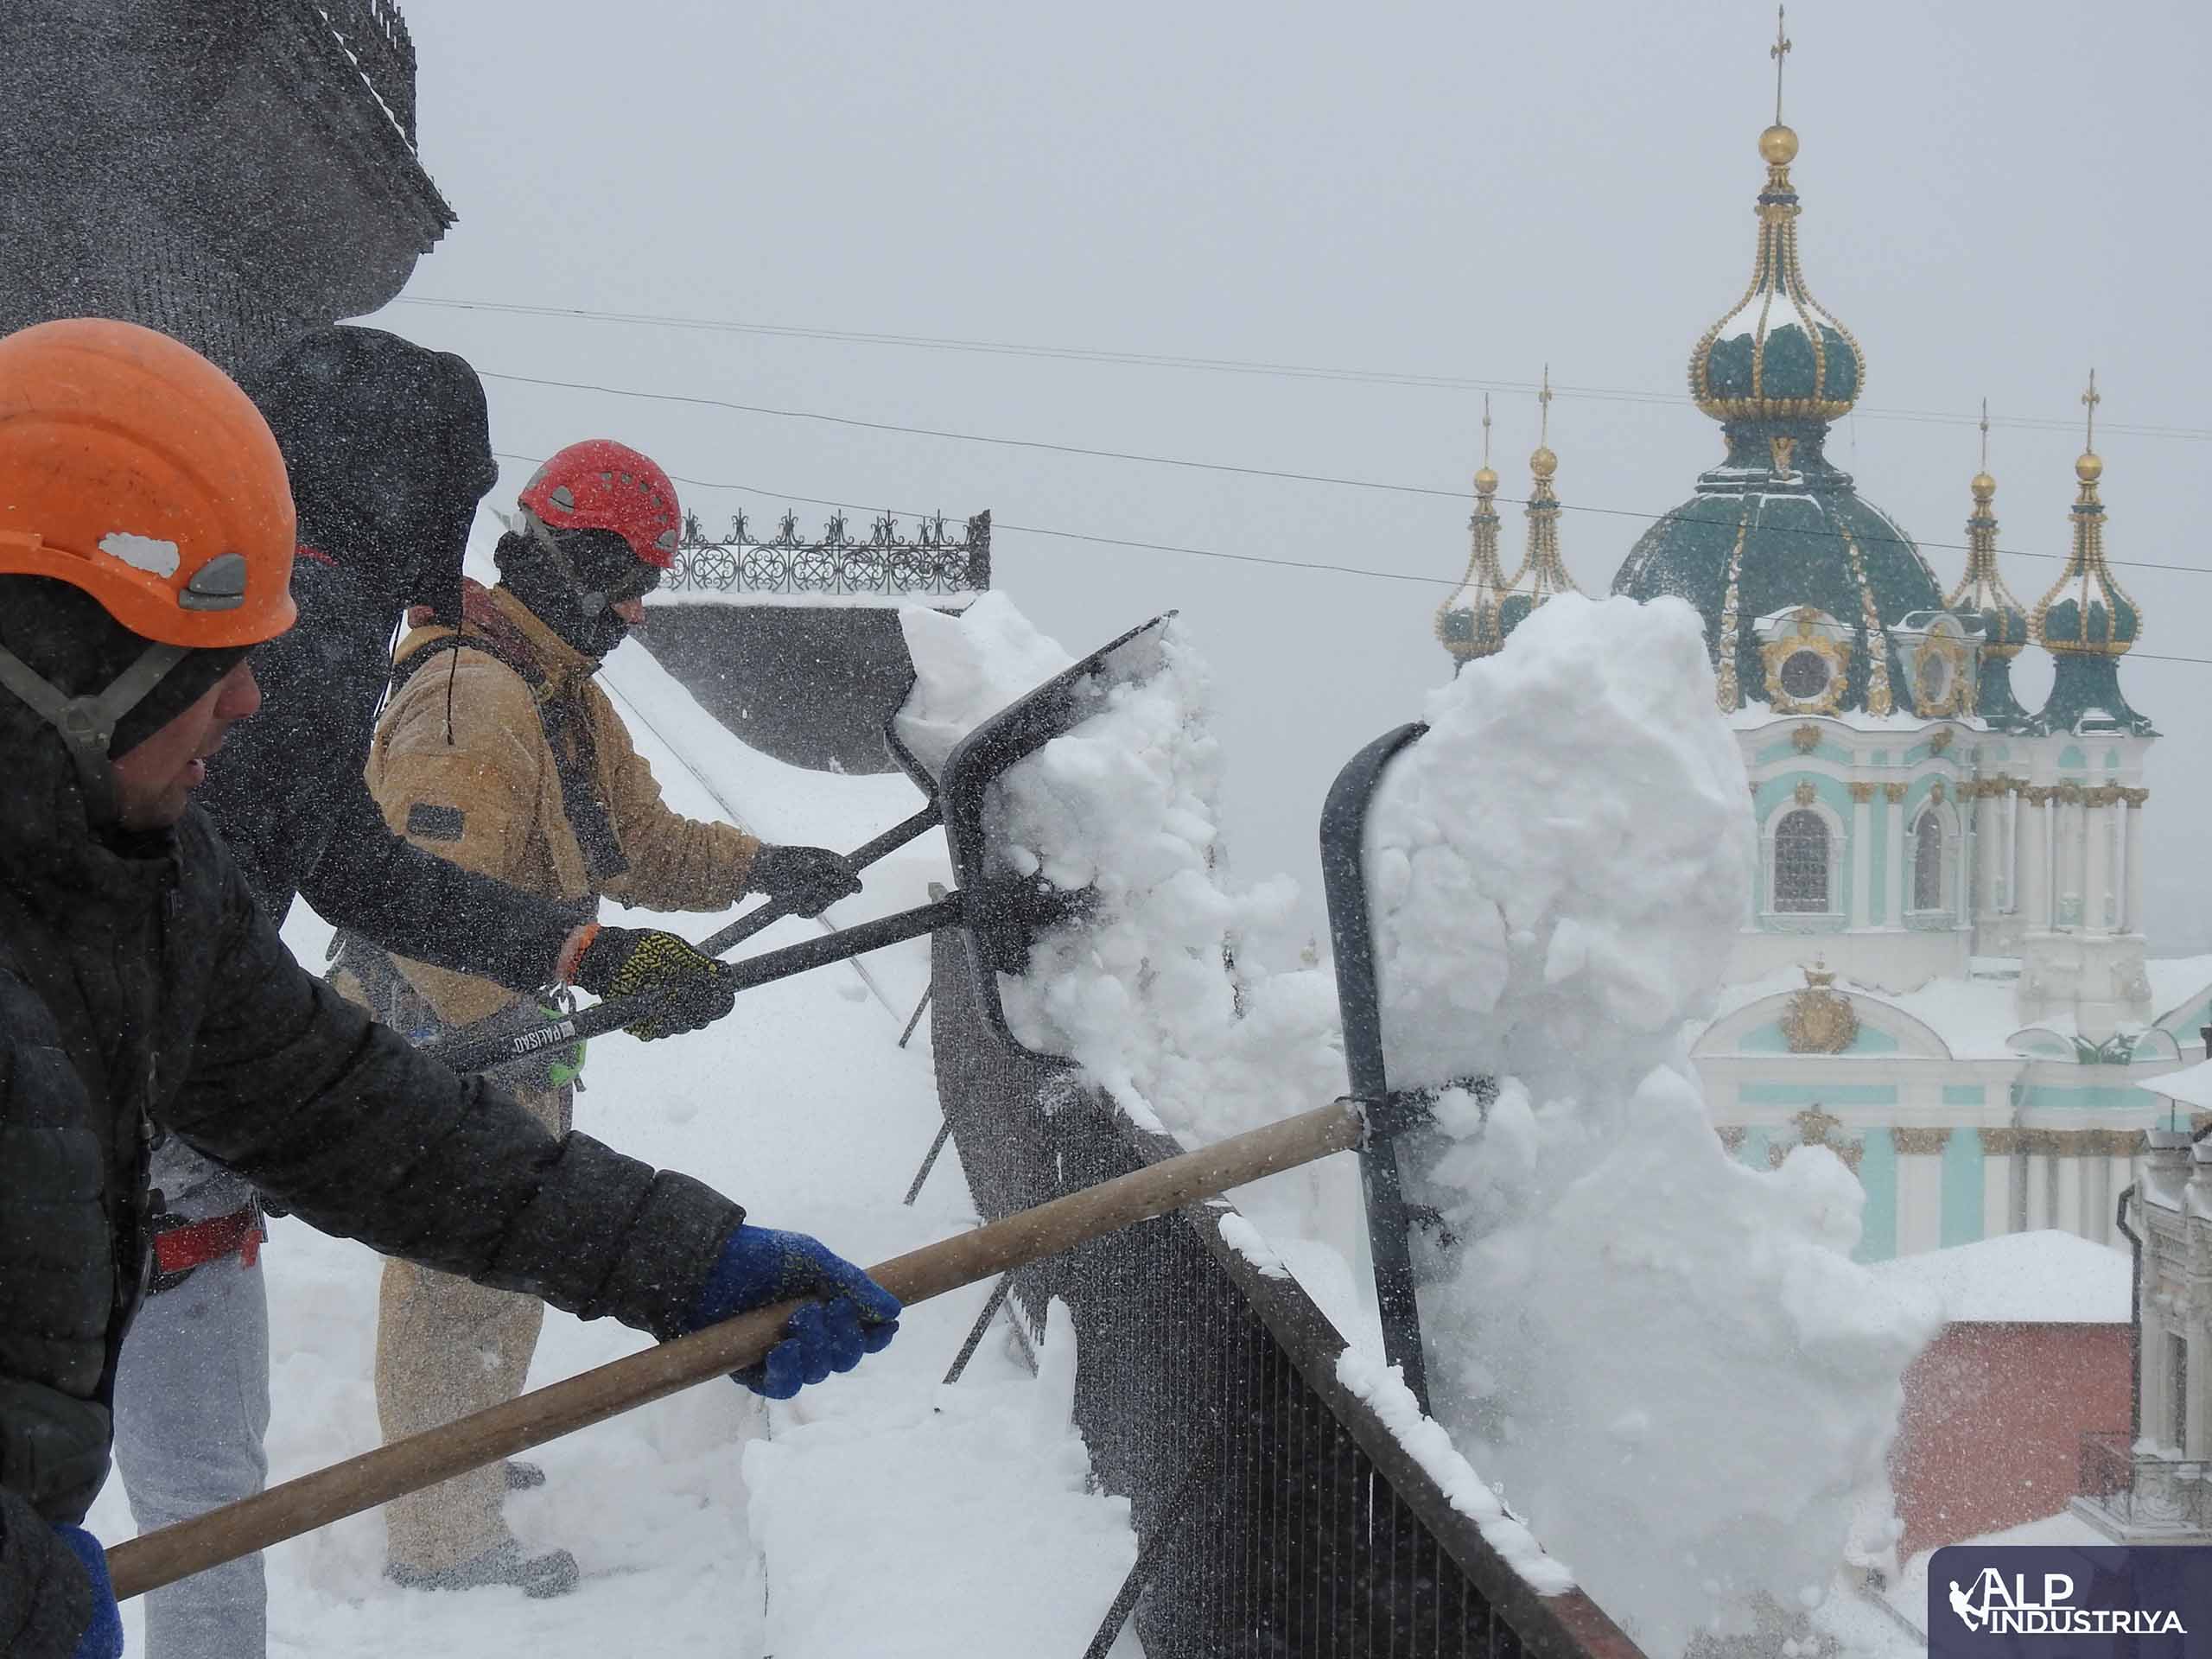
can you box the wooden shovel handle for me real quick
[108,1098,1364,1600]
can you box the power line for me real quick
[488,447,2212,671]
[480,368,2212,578]
[408,294,2212,442]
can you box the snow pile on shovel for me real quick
[899,594,1347,1148]
[1367,594,1940,1657]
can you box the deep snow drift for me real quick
[905,588,1942,1656]
[1368,594,1942,1656]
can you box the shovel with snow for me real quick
[107,705,1534,1632]
[420,613,1173,1078]
[1320,721,1495,1418]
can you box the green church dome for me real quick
[1612,115,1951,715]
[1612,423,1945,715]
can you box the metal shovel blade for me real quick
[933,612,1176,1052]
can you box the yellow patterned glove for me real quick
[570,925,736,1041]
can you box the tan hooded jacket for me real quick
[366,582,760,1028]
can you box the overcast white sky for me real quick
[365,0,2212,955]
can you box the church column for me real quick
[2084,790,2112,933]
[1893,1128,1949,1255]
[1849,782,1875,928]
[2060,784,2087,929]
[2020,787,2050,930]
[1955,783,1974,931]
[1973,781,1999,920]
[1980,1128,2018,1237]
[1884,782,1907,928]
[2126,790,2148,932]
[2004,781,2019,912]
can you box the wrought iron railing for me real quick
[926,927,1643,1659]
[2077,1432,2212,1532]
[665,508,990,597]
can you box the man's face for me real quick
[110,658,261,830]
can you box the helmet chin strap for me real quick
[0,639,189,826]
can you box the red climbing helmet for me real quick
[516,439,681,569]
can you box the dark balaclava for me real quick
[0,575,248,832]
[236,326,498,623]
[493,524,660,662]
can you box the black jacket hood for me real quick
[237,325,498,624]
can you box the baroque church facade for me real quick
[1434,94,2202,1264]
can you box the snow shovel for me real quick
[420,613,1173,1078]
[107,1083,1439,1602]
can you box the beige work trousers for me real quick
[375,1078,572,1573]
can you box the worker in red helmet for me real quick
[344,438,864,1596]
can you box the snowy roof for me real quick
[2140,1058,2212,1112]
[1872,1230,2130,1325]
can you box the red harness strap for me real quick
[151,1205,264,1278]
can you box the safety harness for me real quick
[389,589,630,886]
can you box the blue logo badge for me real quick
[1929,1545,2212,1658]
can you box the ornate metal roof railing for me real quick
[667,508,991,598]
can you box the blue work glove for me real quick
[54,1526,122,1659]
[747,844,863,918]
[688,1225,899,1400]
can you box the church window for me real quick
[1777,649,1833,703]
[1912,810,1944,912]
[1915,650,1952,711]
[1773,810,1830,912]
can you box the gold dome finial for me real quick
[1971,397,1995,500]
[1529,365,1557,479]
[2077,369,2103,480]
[1474,393,1497,494]
[1770,6,1792,123]
[1761,6,1796,165]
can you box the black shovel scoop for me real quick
[422,613,1173,1078]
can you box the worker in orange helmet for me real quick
[0,320,897,1659]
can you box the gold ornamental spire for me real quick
[2031,370,2139,659]
[1946,399,2027,658]
[1504,368,1581,622]
[1434,394,1512,668]
[1686,13,1864,425]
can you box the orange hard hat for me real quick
[0,318,297,648]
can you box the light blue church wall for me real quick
[1940,1126,1984,1248]
[1854,1129,1897,1263]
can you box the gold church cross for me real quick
[1771,5,1793,125]
[1537,365,1553,448]
[1980,397,1990,471]
[2082,368,2101,451]
[1481,392,1492,468]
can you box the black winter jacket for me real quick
[196,560,575,983]
[0,702,743,1655]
